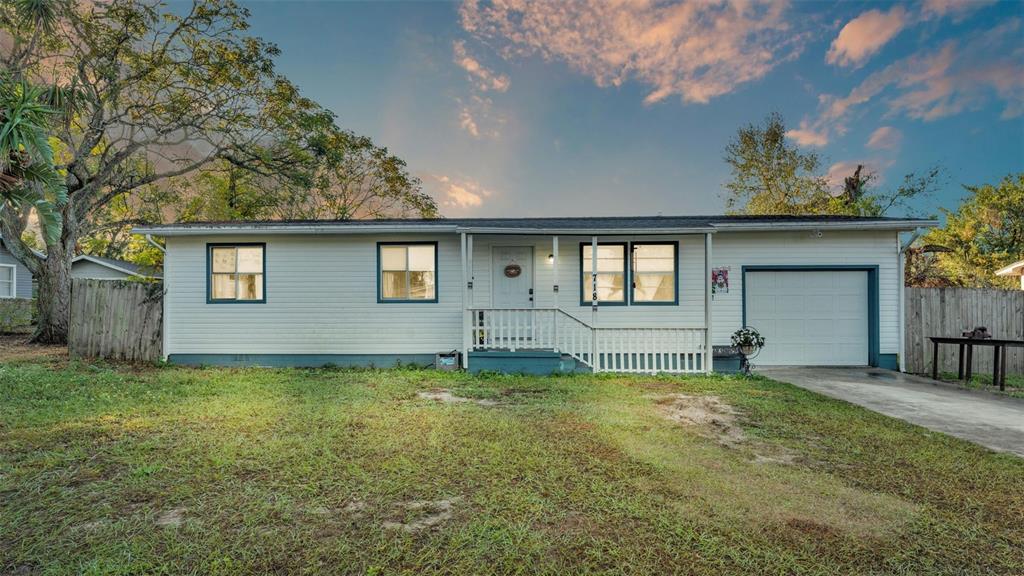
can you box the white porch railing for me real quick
[468,308,706,374]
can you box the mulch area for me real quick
[0,332,68,365]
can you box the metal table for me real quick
[929,337,1024,391]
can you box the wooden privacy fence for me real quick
[904,287,1024,376]
[69,279,163,362]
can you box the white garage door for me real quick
[746,270,869,366]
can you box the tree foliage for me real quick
[723,113,939,217]
[912,174,1024,289]
[0,0,435,342]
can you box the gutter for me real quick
[711,220,939,233]
[145,234,165,254]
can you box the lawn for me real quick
[1,343,1022,575]
[939,370,1024,399]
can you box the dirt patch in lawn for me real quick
[0,333,67,365]
[417,389,500,406]
[655,394,746,447]
[382,497,462,533]
[155,507,186,528]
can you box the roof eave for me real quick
[995,260,1024,276]
[710,219,938,232]
[453,226,716,235]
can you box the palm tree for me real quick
[0,78,67,244]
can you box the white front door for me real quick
[492,246,534,308]
[746,270,869,366]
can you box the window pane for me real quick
[381,270,408,299]
[583,272,625,302]
[409,271,435,300]
[212,248,236,273]
[0,267,11,282]
[0,280,12,298]
[582,245,624,273]
[408,245,435,272]
[237,247,263,273]
[634,244,674,272]
[381,246,407,271]
[635,272,674,302]
[212,273,236,299]
[238,274,263,300]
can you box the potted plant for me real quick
[731,326,765,356]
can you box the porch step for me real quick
[468,350,589,375]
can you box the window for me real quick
[378,242,437,302]
[580,243,626,304]
[0,264,14,298]
[208,244,265,303]
[632,243,677,304]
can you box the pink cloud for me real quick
[459,0,808,105]
[921,0,996,21]
[453,40,510,92]
[424,174,495,213]
[827,6,908,68]
[866,126,902,150]
[795,19,1023,146]
[787,122,830,147]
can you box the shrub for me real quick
[0,298,33,332]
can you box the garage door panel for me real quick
[746,270,869,366]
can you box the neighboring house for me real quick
[72,255,161,280]
[995,259,1024,290]
[134,215,936,374]
[0,235,34,299]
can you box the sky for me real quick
[242,0,1024,219]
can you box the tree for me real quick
[914,174,1024,289]
[0,78,66,244]
[0,0,435,342]
[723,112,940,217]
[722,112,831,214]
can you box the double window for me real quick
[208,244,265,303]
[580,242,678,305]
[0,264,14,298]
[378,242,437,302]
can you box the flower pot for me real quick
[740,345,756,356]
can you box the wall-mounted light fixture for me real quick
[547,253,554,264]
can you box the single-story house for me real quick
[995,259,1024,290]
[134,215,936,374]
[0,235,33,299]
[72,255,161,280]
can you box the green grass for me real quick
[1,355,1022,575]
[939,370,1024,398]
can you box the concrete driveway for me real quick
[758,367,1024,458]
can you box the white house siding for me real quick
[163,234,463,356]
[469,234,707,329]
[0,239,33,298]
[71,260,135,280]
[710,230,900,357]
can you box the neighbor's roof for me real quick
[73,255,162,279]
[134,215,937,237]
[995,259,1024,277]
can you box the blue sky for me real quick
[243,0,1023,218]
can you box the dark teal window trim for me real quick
[579,242,628,306]
[206,243,266,304]
[377,241,439,304]
[629,241,679,306]
[740,265,880,367]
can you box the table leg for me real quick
[932,341,939,380]
[999,346,1007,392]
[958,344,965,379]
[992,345,1000,388]
[965,345,973,382]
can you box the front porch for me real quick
[457,230,713,374]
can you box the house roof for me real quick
[73,255,162,279]
[134,215,937,237]
[995,259,1024,277]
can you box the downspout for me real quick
[145,234,165,254]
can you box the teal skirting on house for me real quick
[469,350,582,375]
[878,354,898,370]
[167,354,436,368]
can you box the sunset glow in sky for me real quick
[245,0,1023,218]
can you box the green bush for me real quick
[0,298,33,332]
